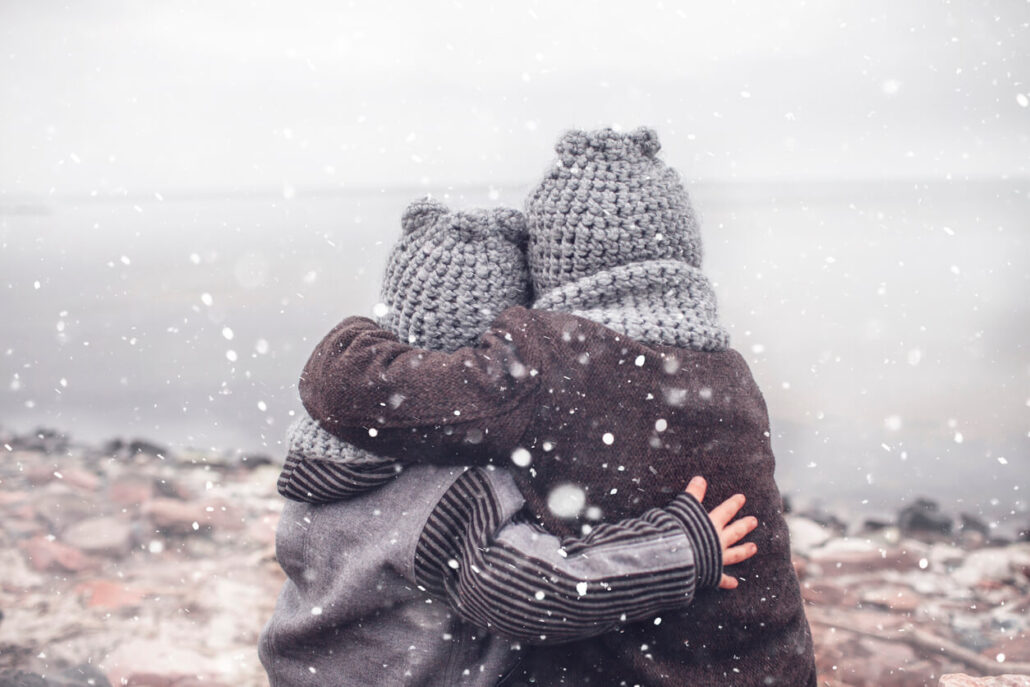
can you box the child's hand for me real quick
[684,476,759,590]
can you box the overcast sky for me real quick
[1,0,1027,198]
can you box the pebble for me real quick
[2,429,1029,686]
[787,515,834,554]
[939,675,1030,686]
[898,497,953,538]
[18,535,96,573]
[61,516,133,558]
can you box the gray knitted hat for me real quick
[526,127,729,351]
[280,198,531,503]
[379,197,531,352]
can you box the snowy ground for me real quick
[1,428,1028,686]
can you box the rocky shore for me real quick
[1,427,1027,686]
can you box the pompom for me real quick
[554,127,661,162]
[490,207,527,246]
[554,130,591,157]
[401,197,448,234]
[443,210,491,240]
[628,127,661,157]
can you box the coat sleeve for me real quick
[276,417,404,503]
[413,468,723,644]
[298,312,541,466]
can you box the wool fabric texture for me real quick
[264,199,534,685]
[280,198,531,500]
[526,127,729,350]
[381,197,530,353]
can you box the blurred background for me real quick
[2,0,1028,530]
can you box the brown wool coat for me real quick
[300,306,816,687]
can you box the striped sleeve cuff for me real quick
[665,493,722,589]
[415,469,706,643]
[413,468,485,598]
[277,450,401,503]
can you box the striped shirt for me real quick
[278,418,722,643]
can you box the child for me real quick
[260,197,757,686]
[296,129,816,686]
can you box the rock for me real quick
[801,581,846,606]
[952,612,999,652]
[25,464,59,486]
[11,427,69,454]
[787,516,834,555]
[797,504,848,534]
[101,437,126,454]
[939,676,1030,686]
[18,535,96,573]
[142,498,210,535]
[153,477,194,501]
[75,579,148,609]
[0,492,44,538]
[0,670,48,687]
[809,543,922,576]
[128,438,169,458]
[0,667,112,687]
[62,467,103,492]
[101,640,224,687]
[930,541,968,569]
[861,517,893,532]
[238,452,273,467]
[961,512,991,537]
[34,491,98,533]
[952,546,1030,587]
[843,636,920,686]
[23,463,100,490]
[61,516,133,557]
[983,632,1030,663]
[108,475,156,506]
[899,497,953,538]
[48,665,113,687]
[0,549,44,590]
[859,584,922,613]
[0,490,29,507]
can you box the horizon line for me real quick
[1,175,1027,208]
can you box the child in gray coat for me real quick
[260,198,756,686]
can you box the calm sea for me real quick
[2,181,1027,531]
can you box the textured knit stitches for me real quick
[277,416,400,503]
[532,259,729,351]
[526,127,728,350]
[279,198,530,504]
[414,468,720,643]
[381,198,530,353]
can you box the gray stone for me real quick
[61,516,133,558]
[899,497,953,537]
[939,675,1030,686]
[787,515,834,555]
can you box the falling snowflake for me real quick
[547,484,586,519]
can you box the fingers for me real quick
[708,493,746,528]
[718,574,739,590]
[722,541,758,566]
[721,516,759,548]
[684,476,707,503]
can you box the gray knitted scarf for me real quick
[532,259,729,351]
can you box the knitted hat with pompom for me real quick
[279,197,530,504]
[526,127,728,351]
[379,197,531,352]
